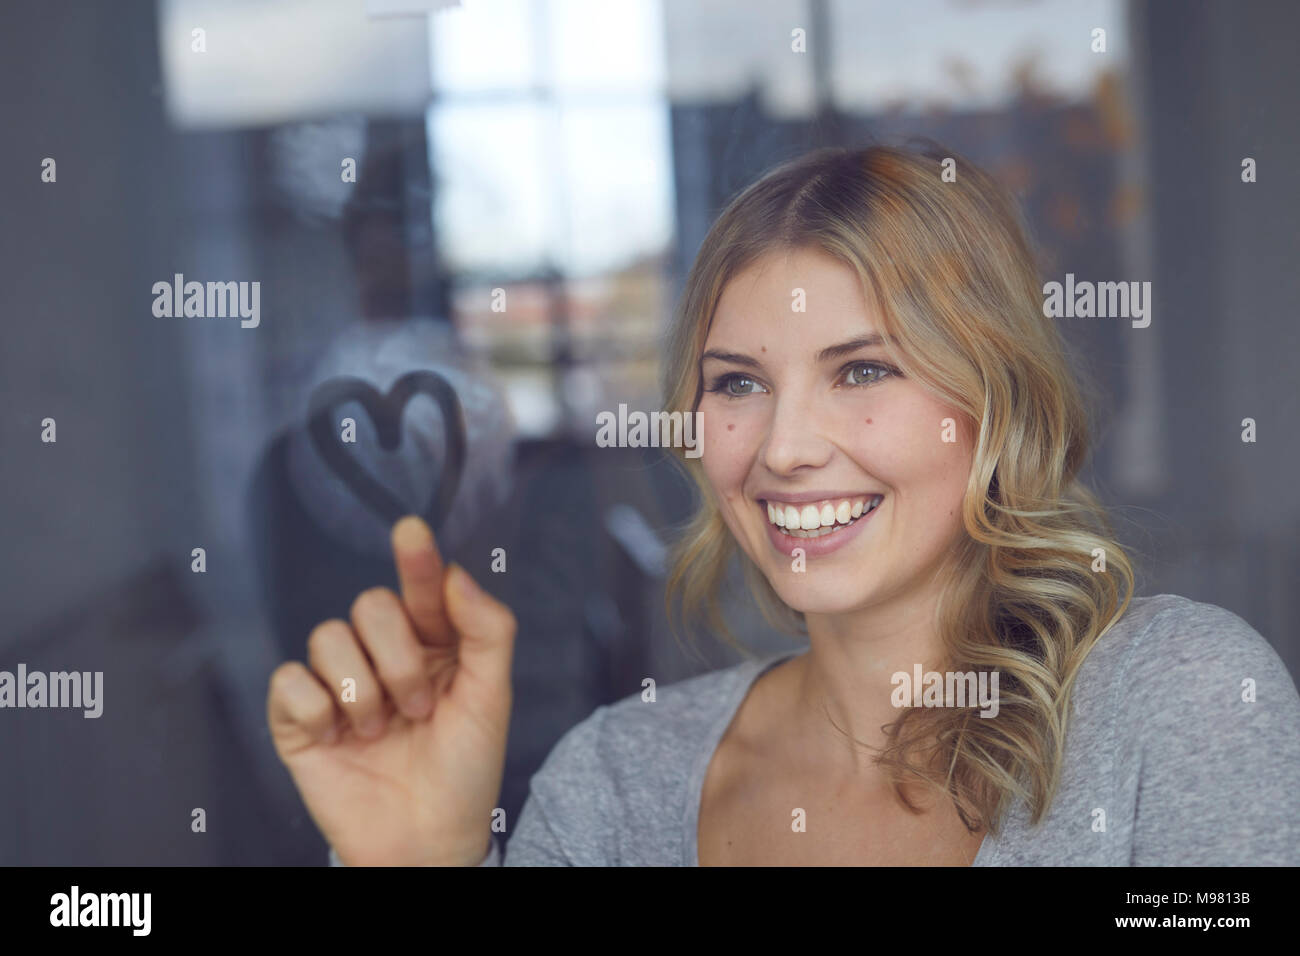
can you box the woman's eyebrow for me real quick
[815,334,886,362]
[701,334,886,368]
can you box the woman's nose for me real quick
[760,391,834,476]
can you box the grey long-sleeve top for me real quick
[329,594,1300,866]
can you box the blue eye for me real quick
[704,373,766,398]
[842,362,897,387]
[702,361,900,400]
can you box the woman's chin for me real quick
[770,579,872,617]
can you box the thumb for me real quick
[443,563,516,687]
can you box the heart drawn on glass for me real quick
[307,370,467,536]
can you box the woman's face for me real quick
[697,245,975,617]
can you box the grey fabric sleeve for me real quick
[1117,600,1300,865]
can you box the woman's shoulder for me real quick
[1075,591,1298,775]
[1070,593,1300,864]
[1084,592,1292,687]
[1074,592,1299,724]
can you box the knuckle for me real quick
[268,661,301,697]
[345,695,382,726]
[373,653,421,690]
[302,695,334,727]
[267,664,332,727]
[307,618,350,661]
[350,586,397,623]
[377,647,421,686]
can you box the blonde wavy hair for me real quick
[659,141,1136,835]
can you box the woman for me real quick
[267,143,1300,866]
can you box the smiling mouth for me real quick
[761,494,884,538]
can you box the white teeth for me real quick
[763,495,883,534]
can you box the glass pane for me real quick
[429,0,541,91]
[664,0,815,118]
[829,0,1127,113]
[555,103,674,277]
[428,102,553,273]
[548,0,666,94]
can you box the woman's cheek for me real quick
[698,402,754,486]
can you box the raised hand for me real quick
[267,515,515,866]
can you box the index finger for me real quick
[391,515,456,648]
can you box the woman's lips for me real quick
[759,496,881,559]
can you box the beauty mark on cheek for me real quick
[727,423,734,431]
[865,418,873,425]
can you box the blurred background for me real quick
[0,0,1296,864]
